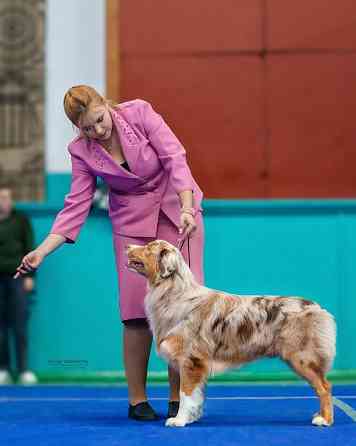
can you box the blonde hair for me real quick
[63,85,107,126]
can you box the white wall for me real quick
[45,0,106,173]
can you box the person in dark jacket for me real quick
[0,185,38,385]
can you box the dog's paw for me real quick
[312,413,332,427]
[165,416,187,427]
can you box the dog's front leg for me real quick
[166,386,204,427]
[166,356,207,428]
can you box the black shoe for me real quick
[167,400,180,418]
[128,401,159,421]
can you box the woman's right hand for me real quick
[14,249,45,279]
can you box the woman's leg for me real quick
[123,318,152,405]
[113,233,155,407]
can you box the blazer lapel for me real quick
[110,108,142,174]
[92,141,139,179]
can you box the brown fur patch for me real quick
[213,340,225,355]
[254,345,268,357]
[309,361,324,378]
[252,297,264,307]
[300,335,309,350]
[211,317,223,331]
[181,356,208,395]
[266,303,281,324]
[237,316,254,343]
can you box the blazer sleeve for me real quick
[50,151,96,244]
[139,100,194,194]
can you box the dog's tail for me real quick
[311,309,337,373]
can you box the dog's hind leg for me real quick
[165,355,208,427]
[286,354,333,426]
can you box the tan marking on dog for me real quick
[145,255,161,285]
[181,356,209,396]
[199,295,218,320]
[289,356,334,425]
[159,335,184,362]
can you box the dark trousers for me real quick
[0,274,30,373]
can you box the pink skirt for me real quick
[113,210,205,322]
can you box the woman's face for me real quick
[79,103,113,141]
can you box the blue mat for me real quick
[0,384,355,446]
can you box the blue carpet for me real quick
[0,384,355,446]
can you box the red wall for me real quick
[120,1,356,198]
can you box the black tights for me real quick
[122,318,150,328]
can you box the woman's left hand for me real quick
[179,212,197,238]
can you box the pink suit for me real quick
[50,99,205,321]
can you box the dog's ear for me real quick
[159,248,178,278]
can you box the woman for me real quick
[14,85,205,421]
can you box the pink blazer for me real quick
[50,99,203,242]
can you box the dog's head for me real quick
[126,240,180,286]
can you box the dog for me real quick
[126,240,336,428]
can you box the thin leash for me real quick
[177,234,191,268]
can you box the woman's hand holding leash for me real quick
[179,207,197,240]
